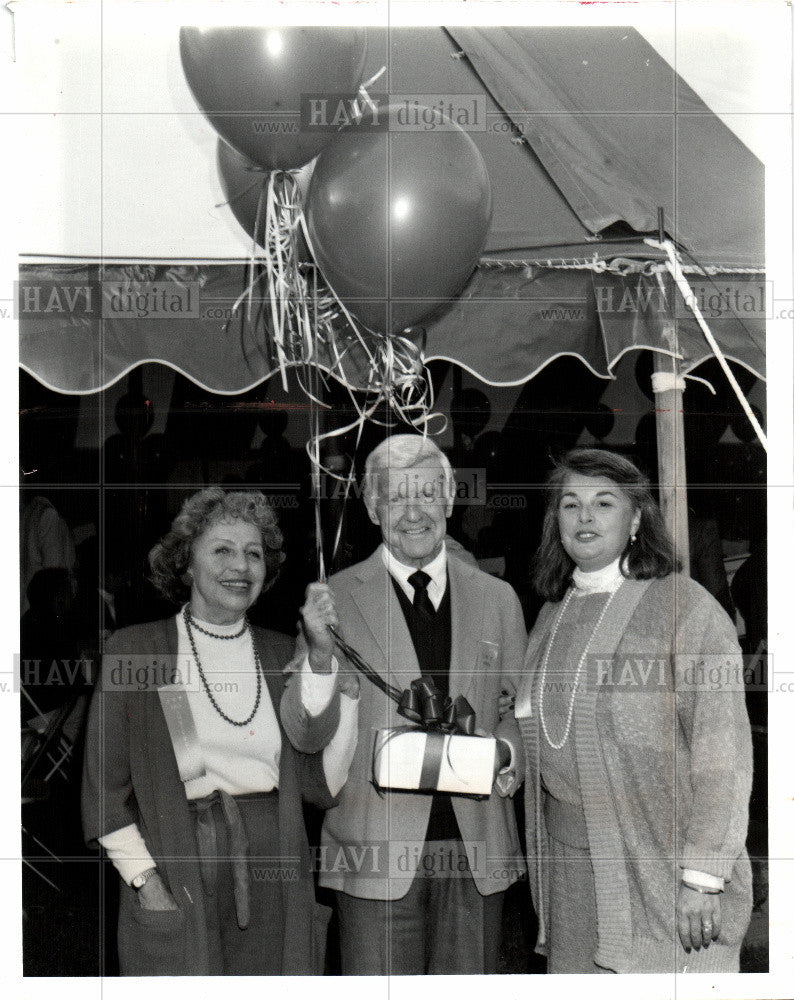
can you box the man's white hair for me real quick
[363,434,454,505]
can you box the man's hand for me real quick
[475,727,512,777]
[495,737,511,772]
[301,583,339,673]
[136,871,179,912]
[677,883,722,952]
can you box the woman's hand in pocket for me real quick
[137,871,179,912]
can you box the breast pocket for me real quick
[478,640,501,677]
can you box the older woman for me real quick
[516,449,752,974]
[82,488,357,976]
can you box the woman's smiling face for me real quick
[557,473,640,573]
[188,518,265,624]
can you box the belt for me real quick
[189,789,276,929]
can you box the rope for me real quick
[646,238,767,451]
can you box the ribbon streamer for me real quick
[357,65,386,117]
[327,625,403,703]
[219,155,446,580]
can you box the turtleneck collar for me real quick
[572,556,627,595]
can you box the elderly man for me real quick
[282,435,527,975]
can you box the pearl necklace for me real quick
[538,587,618,751]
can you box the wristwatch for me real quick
[131,866,158,890]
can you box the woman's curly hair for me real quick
[148,488,285,604]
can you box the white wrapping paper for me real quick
[373,728,496,796]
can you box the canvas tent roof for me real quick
[19,25,765,394]
[370,26,764,267]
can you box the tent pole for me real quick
[652,332,690,576]
[651,214,689,574]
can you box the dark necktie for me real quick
[408,569,435,616]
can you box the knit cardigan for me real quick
[517,574,753,973]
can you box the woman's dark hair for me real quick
[532,448,681,602]
[148,488,285,604]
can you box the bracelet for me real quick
[681,879,723,895]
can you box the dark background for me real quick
[19,355,768,974]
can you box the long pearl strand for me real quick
[538,587,618,751]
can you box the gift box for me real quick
[373,728,496,796]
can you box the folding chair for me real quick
[21,691,86,891]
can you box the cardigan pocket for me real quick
[118,889,188,976]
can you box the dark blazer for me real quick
[82,617,334,976]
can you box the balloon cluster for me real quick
[181,25,492,339]
[180,25,492,498]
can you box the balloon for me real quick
[305,105,492,334]
[180,27,368,170]
[216,139,313,257]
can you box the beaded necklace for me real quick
[188,612,248,640]
[183,606,262,727]
[537,587,617,751]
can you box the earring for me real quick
[630,533,637,545]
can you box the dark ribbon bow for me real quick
[397,677,477,736]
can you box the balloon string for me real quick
[222,164,445,501]
[250,172,268,325]
[361,65,386,92]
[356,65,386,117]
[214,176,262,211]
[308,363,327,584]
[329,415,364,565]
[297,211,442,435]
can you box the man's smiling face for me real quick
[366,459,453,569]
